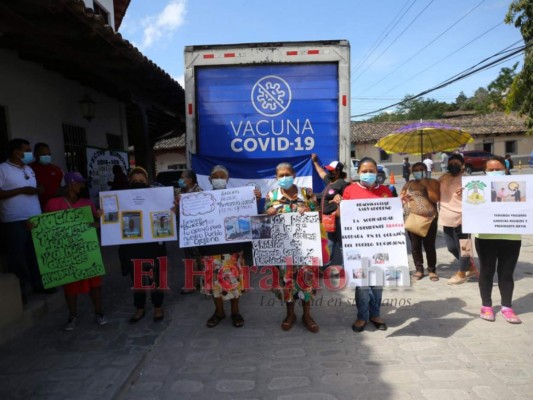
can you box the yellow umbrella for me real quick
[375,121,473,159]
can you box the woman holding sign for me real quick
[342,157,392,332]
[265,162,320,333]
[476,156,522,324]
[200,165,261,328]
[44,172,108,331]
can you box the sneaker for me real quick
[500,308,522,324]
[480,306,495,321]
[447,273,467,285]
[64,315,78,331]
[95,313,109,326]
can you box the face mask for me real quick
[178,179,186,188]
[486,170,506,176]
[448,164,462,176]
[360,173,377,186]
[39,155,52,165]
[211,179,227,190]
[278,176,294,189]
[130,182,148,189]
[413,171,424,180]
[21,152,34,165]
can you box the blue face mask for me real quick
[486,170,506,176]
[39,155,52,165]
[178,179,186,188]
[278,176,294,189]
[359,172,377,186]
[21,152,34,165]
[413,171,424,180]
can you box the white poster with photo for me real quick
[99,186,176,246]
[252,212,323,266]
[179,186,258,248]
[462,175,533,234]
[340,198,410,287]
[86,147,129,205]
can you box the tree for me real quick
[466,87,491,113]
[505,0,533,132]
[455,91,468,110]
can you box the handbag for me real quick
[321,184,336,233]
[403,181,434,237]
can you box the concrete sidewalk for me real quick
[1,232,532,399]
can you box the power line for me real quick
[350,43,529,118]
[356,0,488,96]
[377,21,505,97]
[352,0,435,84]
[351,0,416,78]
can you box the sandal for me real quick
[302,315,319,333]
[281,314,296,331]
[206,313,225,328]
[428,272,439,281]
[480,306,495,322]
[500,308,521,324]
[413,271,424,280]
[231,313,244,328]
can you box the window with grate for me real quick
[505,140,516,154]
[63,124,87,175]
[0,106,8,161]
[379,149,390,162]
[93,1,109,25]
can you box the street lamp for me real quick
[79,94,96,121]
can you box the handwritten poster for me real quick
[462,175,533,234]
[179,186,258,248]
[100,186,176,245]
[340,198,410,287]
[30,206,105,289]
[252,212,323,266]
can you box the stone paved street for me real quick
[1,177,533,399]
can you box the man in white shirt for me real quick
[440,152,449,173]
[0,138,44,301]
[423,155,434,179]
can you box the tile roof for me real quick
[154,134,186,151]
[351,112,527,143]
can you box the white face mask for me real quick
[486,170,506,176]
[211,178,227,190]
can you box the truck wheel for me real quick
[376,173,385,184]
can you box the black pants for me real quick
[408,217,438,272]
[475,238,521,307]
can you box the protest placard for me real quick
[340,198,409,287]
[100,186,176,245]
[179,186,258,248]
[252,212,323,266]
[86,147,129,205]
[30,206,105,289]
[462,175,533,234]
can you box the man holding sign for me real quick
[43,172,107,331]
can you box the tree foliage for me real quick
[505,0,533,132]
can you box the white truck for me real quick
[183,40,351,191]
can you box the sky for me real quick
[120,0,524,120]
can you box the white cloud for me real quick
[173,74,185,88]
[142,0,186,49]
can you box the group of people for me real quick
[0,137,525,333]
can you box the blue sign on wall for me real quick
[196,63,339,163]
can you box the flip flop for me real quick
[429,272,439,281]
[206,313,225,328]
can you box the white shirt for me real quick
[423,159,433,171]
[0,162,42,222]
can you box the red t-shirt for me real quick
[45,196,97,217]
[343,182,393,200]
[30,163,64,209]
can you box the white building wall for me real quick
[0,49,127,171]
[155,152,187,174]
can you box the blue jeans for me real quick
[443,225,471,272]
[355,286,383,321]
[1,220,42,293]
[325,228,343,268]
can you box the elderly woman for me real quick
[200,165,260,328]
[265,162,319,333]
[176,169,203,294]
[400,162,440,281]
[476,156,522,323]
[342,157,392,332]
[118,167,167,323]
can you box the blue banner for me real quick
[196,64,339,163]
